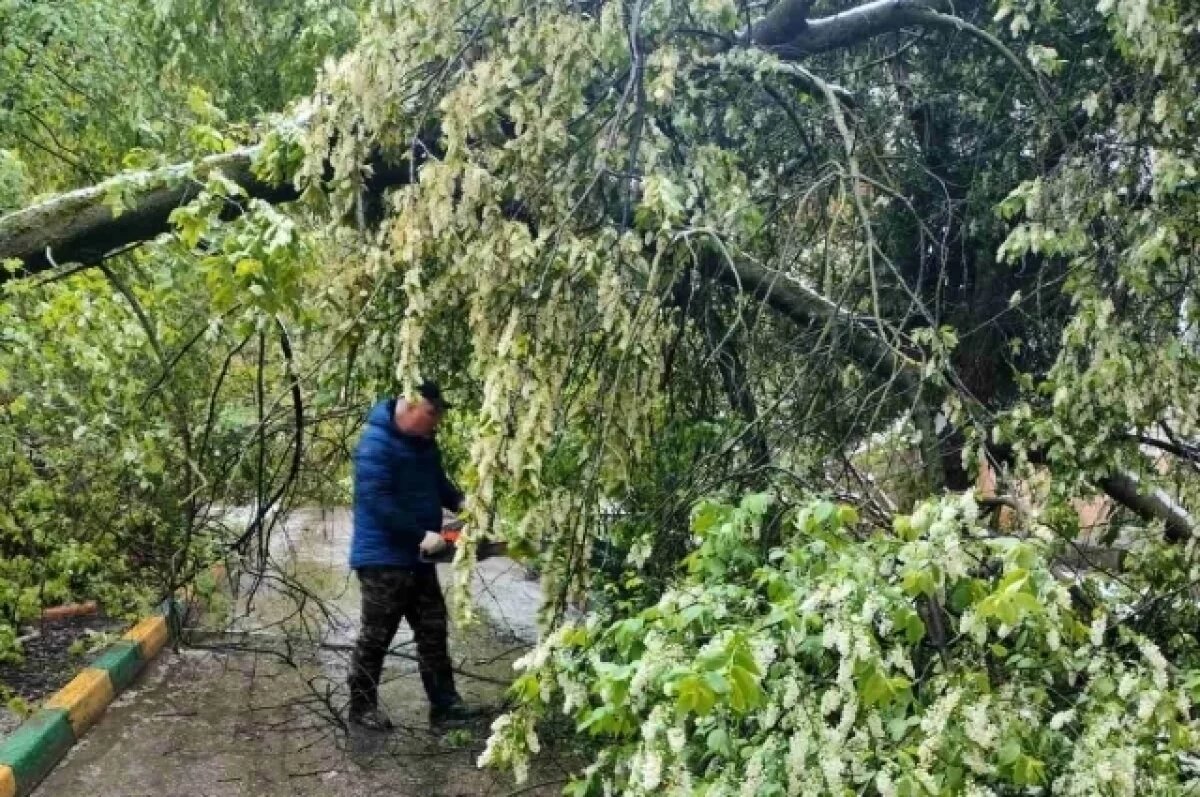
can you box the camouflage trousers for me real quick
[347,566,459,712]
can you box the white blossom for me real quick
[1049,709,1075,731]
[963,699,998,750]
[1137,638,1170,690]
[750,635,778,672]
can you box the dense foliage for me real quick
[0,0,362,659]
[2,0,1199,791]
[483,493,1200,794]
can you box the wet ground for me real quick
[31,508,565,797]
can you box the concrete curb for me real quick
[0,614,169,797]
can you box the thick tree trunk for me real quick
[0,146,295,277]
[988,443,1197,543]
[0,126,417,279]
[721,257,921,394]
[1098,472,1195,544]
[744,0,815,45]
[767,0,977,57]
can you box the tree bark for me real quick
[988,443,1197,544]
[0,145,296,277]
[743,0,815,46]
[1098,472,1195,544]
[715,256,920,394]
[0,128,419,279]
[768,0,967,57]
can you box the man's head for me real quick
[393,380,450,437]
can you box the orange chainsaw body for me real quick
[420,526,506,563]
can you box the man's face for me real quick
[396,398,442,437]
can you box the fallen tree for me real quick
[0,145,295,275]
[1,0,985,275]
[3,0,1200,791]
[1,0,1194,545]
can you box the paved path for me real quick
[33,509,559,797]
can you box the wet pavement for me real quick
[32,508,562,797]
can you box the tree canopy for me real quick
[2,0,1199,792]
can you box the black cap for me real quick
[417,380,452,412]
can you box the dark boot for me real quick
[349,704,396,732]
[429,695,485,726]
[419,665,460,707]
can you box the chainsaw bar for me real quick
[419,530,509,564]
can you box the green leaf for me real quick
[234,257,264,279]
[1012,754,1046,785]
[563,779,591,797]
[674,673,717,716]
[578,705,618,735]
[169,205,206,248]
[509,672,540,702]
[102,183,127,218]
[706,727,732,756]
[764,603,795,628]
[997,568,1030,592]
[948,578,987,611]
[902,610,926,644]
[1010,592,1041,614]
[861,668,889,707]
[728,664,763,713]
[703,670,729,695]
[887,716,912,742]
[681,603,708,628]
[996,596,1019,626]
[998,738,1022,766]
[727,635,760,676]
[692,500,731,535]
[740,492,773,517]
[902,568,937,597]
[858,665,909,708]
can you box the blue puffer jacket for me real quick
[349,399,464,569]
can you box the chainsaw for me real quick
[419,527,509,564]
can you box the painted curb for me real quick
[0,613,170,797]
[44,669,113,737]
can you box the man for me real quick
[347,380,475,730]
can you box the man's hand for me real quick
[419,531,447,555]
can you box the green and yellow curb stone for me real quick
[0,764,16,797]
[0,612,172,796]
[44,669,113,737]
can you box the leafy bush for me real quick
[0,625,22,666]
[483,493,1200,795]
